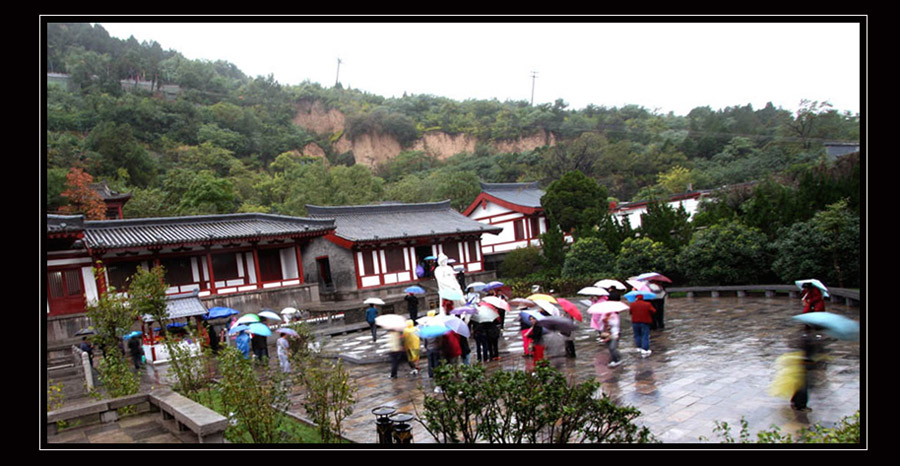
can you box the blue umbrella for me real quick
[248,322,272,337]
[123,331,142,340]
[404,285,426,294]
[206,306,240,320]
[276,327,299,337]
[423,256,437,261]
[624,290,657,302]
[440,289,464,301]
[228,324,249,335]
[417,325,451,339]
[519,309,546,324]
[792,312,859,341]
[484,281,505,290]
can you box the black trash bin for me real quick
[390,412,414,444]
[372,406,396,444]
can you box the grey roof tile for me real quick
[480,182,544,209]
[306,200,502,243]
[82,213,334,250]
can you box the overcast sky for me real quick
[96,19,863,117]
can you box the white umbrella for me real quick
[795,279,830,298]
[471,305,500,323]
[466,281,487,291]
[259,310,282,321]
[281,307,299,315]
[439,314,471,338]
[578,286,610,296]
[587,301,630,315]
[364,297,385,305]
[594,279,627,290]
[375,314,407,331]
[235,314,260,325]
[534,299,560,316]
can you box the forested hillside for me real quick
[45,23,860,220]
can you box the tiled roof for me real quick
[82,213,335,250]
[480,182,544,209]
[47,214,85,235]
[306,201,503,243]
[144,290,208,322]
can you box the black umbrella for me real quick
[536,316,578,333]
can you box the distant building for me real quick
[610,190,710,230]
[90,182,132,220]
[825,142,860,160]
[463,182,549,270]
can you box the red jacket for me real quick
[802,287,825,313]
[443,331,461,358]
[629,297,656,324]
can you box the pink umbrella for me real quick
[627,280,652,291]
[631,272,672,283]
[555,298,583,322]
[509,298,536,307]
[481,296,510,312]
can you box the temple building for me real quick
[305,201,502,298]
[462,182,549,270]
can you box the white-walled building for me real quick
[611,190,710,229]
[463,182,549,269]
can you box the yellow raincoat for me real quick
[403,320,420,363]
[767,351,807,399]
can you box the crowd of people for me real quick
[363,268,676,389]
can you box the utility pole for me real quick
[335,58,343,87]
[530,71,538,106]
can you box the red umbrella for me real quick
[555,298,583,322]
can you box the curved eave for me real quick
[463,192,542,216]
[330,227,504,249]
[86,228,334,254]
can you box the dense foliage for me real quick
[45,23,861,288]
[46,23,858,215]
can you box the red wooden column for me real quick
[205,246,217,295]
[91,255,107,296]
[252,241,262,289]
[294,241,305,284]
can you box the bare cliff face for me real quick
[293,100,555,168]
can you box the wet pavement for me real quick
[294,295,862,445]
[47,295,862,446]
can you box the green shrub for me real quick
[420,362,656,444]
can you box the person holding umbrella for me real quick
[235,330,251,360]
[388,328,406,379]
[628,294,656,358]
[405,291,420,322]
[276,331,291,374]
[801,282,826,314]
[366,302,379,342]
[403,320,421,376]
[596,309,622,367]
[525,315,546,362]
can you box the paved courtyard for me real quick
[46,295,862,447]
[295,295,862,445]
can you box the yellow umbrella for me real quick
[527,293,558,304]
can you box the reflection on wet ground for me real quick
[299,296,861,445]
